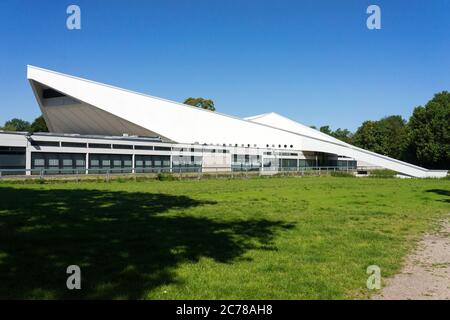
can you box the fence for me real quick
[0,166,357,181]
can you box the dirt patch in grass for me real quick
[373,219,450,300]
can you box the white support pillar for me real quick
[25,148,32,176]
[132,153,135,174]
[85,153,89,175]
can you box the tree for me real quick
[2,118,31,132]
[183,97,215,111]
[319,125,332,135]
[407,91,450,169]
[353,115,408,159]
[30,115,49,133]
[332,128,353,144]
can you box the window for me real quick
[48,159,59,166]
[136,160,143,166]
[61,142,87,148]
[43,88,65,99]
[34,159,44,166]
[113,144,133,150]
[113,160,122,167]
[123,160,132,167]
[145,160,152,166]
[90,160,99,167]
[134,145,153,150]
[89,143,111,149]
[154,146,171,151]
[63,159,73,167]
[75,159,85,167]
[102,160,111,167]
[31,140,60,147]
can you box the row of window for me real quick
[30,140,171,151]
[31,153,172,170]
[30,140,296,152]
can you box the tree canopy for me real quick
[2,118,31,132]
[407,91,450,169]
[30,115,49,133]
[1,115,49,133]
[352,115,408,159]
[183,97,215,111]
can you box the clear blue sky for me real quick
[0,0,449,131]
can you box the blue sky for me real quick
[0,0,449,131]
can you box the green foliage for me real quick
[183,97,216,111]
[157,173,176,181]
[1,118,31,132]
[330,171,355,178]
[369,169,397,178]
[407,91,450,169]
[319,125,332,135]
[353,115,408,160]
[332,128,353,144]
[311,124,353,144]
[30,115,48,133]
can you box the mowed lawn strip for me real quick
[0,176,448,299]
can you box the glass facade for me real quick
[89,154,132,173]
[172,155,202,172]
[0,146,26,175]
[135,155,171,173]
[31,152,85,174]
[232,154,261,171]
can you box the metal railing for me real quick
[0,166,357,181]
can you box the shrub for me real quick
[330,171,354,178]
[157,173,176,181]
[369,169,397,178]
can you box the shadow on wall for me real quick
[426,189,450,203]
[0,187,293,299]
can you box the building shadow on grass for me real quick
[426,189,450,203]
[0,186,293,299]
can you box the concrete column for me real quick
[25,148,32,176]
[85,153,89,175]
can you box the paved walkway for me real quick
[373,220,450,300]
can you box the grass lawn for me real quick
[0,176,449,299]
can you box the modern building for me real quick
[0,65,447,178]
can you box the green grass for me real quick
[0,176,448,299]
